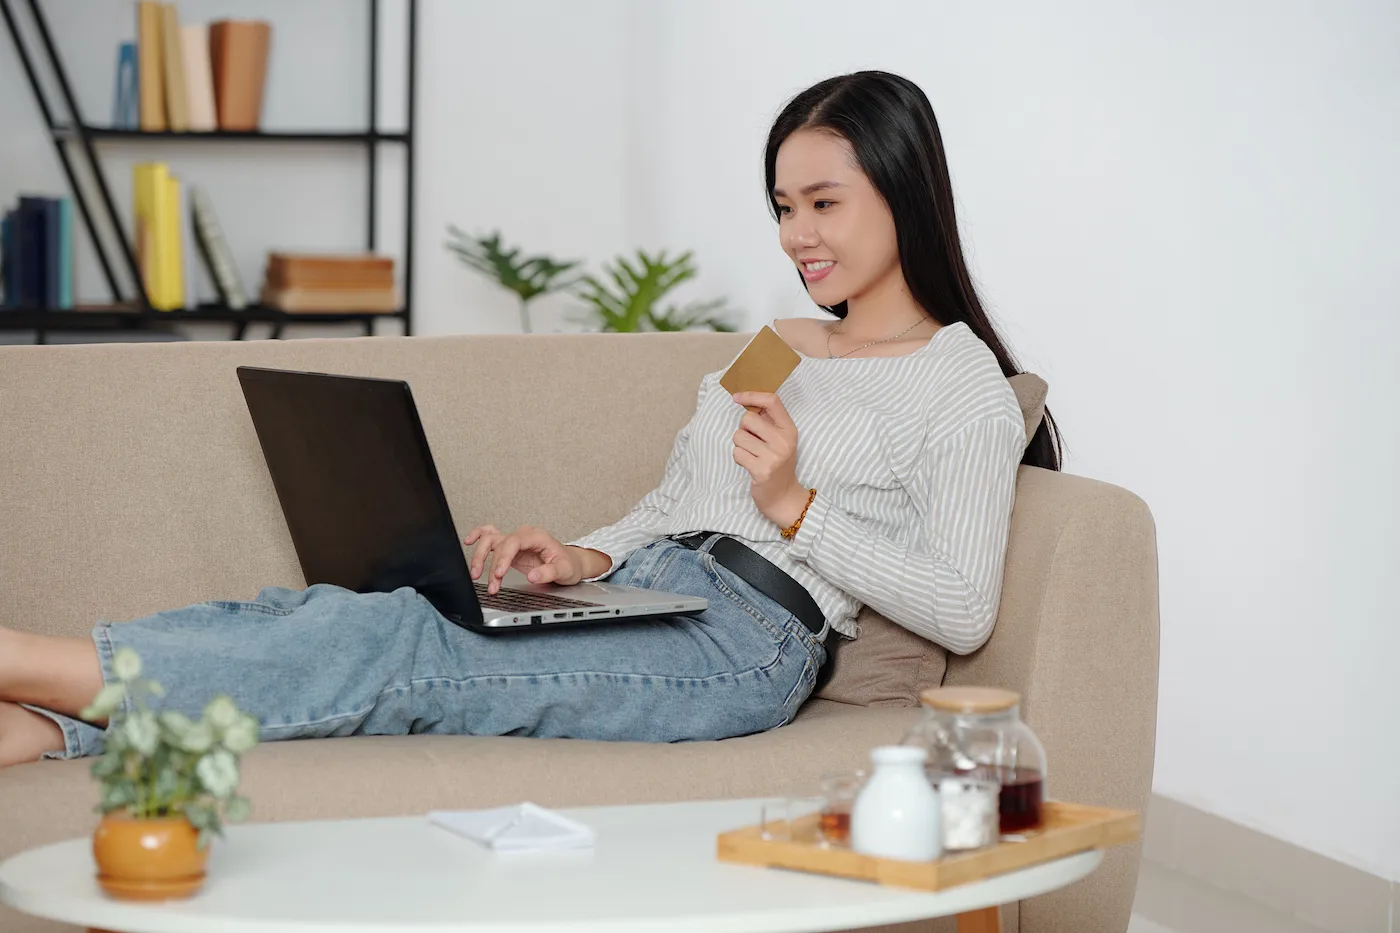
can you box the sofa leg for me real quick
[956,906,1000,932]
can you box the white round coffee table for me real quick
[0,798,1102,933]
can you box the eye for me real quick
[814,200,834,210]
[776,204,793,217]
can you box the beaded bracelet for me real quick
[780,488,819,539]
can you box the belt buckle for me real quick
[672,531,713,550]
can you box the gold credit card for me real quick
[719,326,802,411]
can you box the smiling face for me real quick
[772,128,905,311]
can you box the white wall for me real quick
[635,1,1400,881]
[4,0,1396,880]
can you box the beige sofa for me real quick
[0,332,1159,933]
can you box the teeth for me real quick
[804,260,834,271]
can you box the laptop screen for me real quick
[236,366,475,621]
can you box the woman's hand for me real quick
[463,525,583,594]
[730,392,812,530]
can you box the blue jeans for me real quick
[31,537,827,759]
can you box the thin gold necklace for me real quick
[827,317,926,359]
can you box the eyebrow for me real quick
[772,181,846,198]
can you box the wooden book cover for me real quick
[259,285,399,313]
[180,23,217,132]
[210,20,271,131]
[159,2,188,132]
[264,267,396,290]
[265,253,395,290]
[136,2,166,131]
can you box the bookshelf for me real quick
[0,0,417,342]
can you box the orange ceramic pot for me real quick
[91,813,208,901]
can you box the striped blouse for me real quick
[568,320,1025,653]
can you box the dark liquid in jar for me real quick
[957,766,1044,834]
[819,809,851,845]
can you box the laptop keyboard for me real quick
[473,582,602,613]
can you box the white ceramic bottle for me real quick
[851,745,943,861]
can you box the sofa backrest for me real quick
[0,332,1088,708]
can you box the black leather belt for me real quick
[669,532,827,643]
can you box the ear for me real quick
[1007,373,1048,450]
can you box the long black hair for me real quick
[764,71,1062,471]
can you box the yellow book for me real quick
[141,163,179,310]
[132,163,159,305]
[162,172,184,309]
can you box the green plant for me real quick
[81,648,259,848]
[573,249,736,333]
[445,227,582,333]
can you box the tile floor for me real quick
[1129,858,1340,933]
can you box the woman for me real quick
[0,71,1058,767]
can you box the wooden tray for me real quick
[716,801,1140,893]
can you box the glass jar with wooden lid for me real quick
[902,686,1047,834]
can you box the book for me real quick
[113,42,138,130]
[180,23,216,132]
[161,171,184,308]
[159,2,189,132]
[136,1,166,131]
[178,181,196,310]
[133,163,156,302]
[0,211,10,307]
[259,286,399,313]
[133,162,180,309]
[264,252,395,290]
[190,186,247,309]
[21,197,61,309]
[57,197,73,309]
[10,200,45,309]
[210,20,271,131]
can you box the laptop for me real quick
[235,366,708,633]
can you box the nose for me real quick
[783,214,820,253]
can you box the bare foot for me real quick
[0,700,65,767]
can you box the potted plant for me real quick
[445,227,582,333]
[80,648,259,901]
[573,248,736,333]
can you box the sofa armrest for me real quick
[946,466,1160,933]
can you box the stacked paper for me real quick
[428,803,596,852]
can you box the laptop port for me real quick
[530,615,542,624]
[553,612,568,619]
[571,611,585,618]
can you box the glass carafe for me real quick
[902,687,1047,834]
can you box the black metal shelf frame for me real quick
[0,0,417,340]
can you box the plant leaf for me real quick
[444,228,581,317]
[224,796,252,823]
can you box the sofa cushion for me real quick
[811,373,1051,709]
[814,607,947,707]
[1009,372,1048,446]
[0,701,922,866]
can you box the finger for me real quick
[473,534,508,579]
[734,392,792,428]
[518,523,565,560]
[491,538,523,593]
[732,430,765,457]
[469,534,502,579]
[462,524,499,546]
[733,446,760,470]
[739,412,777,442]
[528,562,558,585]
